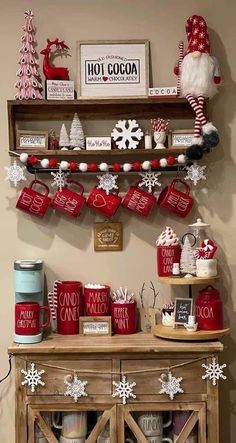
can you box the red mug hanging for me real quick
[53,280,84,335]
[51,180,86,218]
[87,187,121,218]
[16,179,51,218]
[122,181,156,217]
[15,302,51,336]
[157,179,194,218]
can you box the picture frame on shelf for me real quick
[79,316,112,336]
[168,129,195,148]
[77,40,149,98]
[94,221,123,252]
[16,130,48,150]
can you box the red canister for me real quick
[84,285,110,316]
[196,285,223,330]
[157,245,181,276]
[111,301,137,334]
[54,281,84,335]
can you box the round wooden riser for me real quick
[158,275,220,285]
[152,324,230,341]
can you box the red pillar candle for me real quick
[84,285,111,316]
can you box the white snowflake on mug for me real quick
[185,162,206,186]
[5,160,27,187]
[202,357,226,386]
[21,363,45,393]
[159,371,184,400]
[112,375,136,404]
[97,173,118,195]
[139,171,162,193]
[111,119,143,150]
[64,374,88,402]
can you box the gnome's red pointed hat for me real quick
[186,15,210,54]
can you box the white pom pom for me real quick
[40,158,49,168]
[60,161,69,171]
[19,153,28,163]
[61,147,68,151]
[160,158,168,167]
[178,154,186,164]
[79,162,88,172]
[99,162,108,172]
[142,160,151,170]
[123,163,132,172]
[73,147,81,151]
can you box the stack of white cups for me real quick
[137,412,173,443]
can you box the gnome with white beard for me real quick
[174,15,221,160]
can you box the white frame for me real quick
[16,130,48,150]
[77,40,149,98]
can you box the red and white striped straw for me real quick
[47,292,57,320]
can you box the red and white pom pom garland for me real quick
[15,152,187,173]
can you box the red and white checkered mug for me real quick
[16,180,51,218]
[51,180,86,218]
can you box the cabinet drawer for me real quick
[26,359,112,396]
[121,359,206,395]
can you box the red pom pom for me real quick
[112,163,121,172]
[88,163,98,172]
[167,156,176,166]
[132,162,141,171]
[49,158,58,168]
[174,66,179,76]
[28,155,38,165]
[150,159,160,169]
[69,161,78,171]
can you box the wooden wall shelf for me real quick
[11,147,187,157]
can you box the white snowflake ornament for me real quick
[159,371,184,400]
[185,162,206,186]
[97,173,118,195]
[111,119,143,150]
[202,357,226,386]
[139,171,161,193]
[21,363,45,393]
[64,374,88,402]
[112,375,136,404]
[5,160,27,187]
[51,167,69,191]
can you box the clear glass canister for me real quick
[187,218,211,249]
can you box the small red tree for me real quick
[15,10,43,100]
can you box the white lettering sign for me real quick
[86,137,111,150]
[47,80,75,100]
[148,87,177,97]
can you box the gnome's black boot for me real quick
[202,122,220,149]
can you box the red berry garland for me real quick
[167,156,176,166]
[151,159,160,169]
[49,158,58,168]
[69,161,78,171]
[88,163,98,172]
[28,155,38,166]
[112,163,121,172]
[132,162,141,171]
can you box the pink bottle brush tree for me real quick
[15,10,43,100]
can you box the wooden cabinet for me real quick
[9,332,223,443]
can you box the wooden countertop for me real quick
[8,332,224,355]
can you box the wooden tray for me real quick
[158,275,220,285]
[152,324,230,341]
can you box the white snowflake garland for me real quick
[21,363,45,393]
[202,357,226,386]
[64,374,88,402]
[159,371,184,400]
[139,171,162,193]
[5,160,27,187]
[97,173,118,195]
[111,119,143,150]
[185,162,206,186]
[112,375,136,404]
[51,167,69,191]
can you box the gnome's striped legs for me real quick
[186,94,207,139]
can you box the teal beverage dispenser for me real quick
[14,260,44,344]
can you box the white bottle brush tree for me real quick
[15,10,43,100]
[180,236,196,275]
[59,123,70,149]
[69,113,85,150]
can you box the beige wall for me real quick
[0,1,235,441]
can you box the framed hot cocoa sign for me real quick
[94,222,123,251]
[77,40,149,98]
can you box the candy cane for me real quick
[47,292,57,320]
[177,41,184,96]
